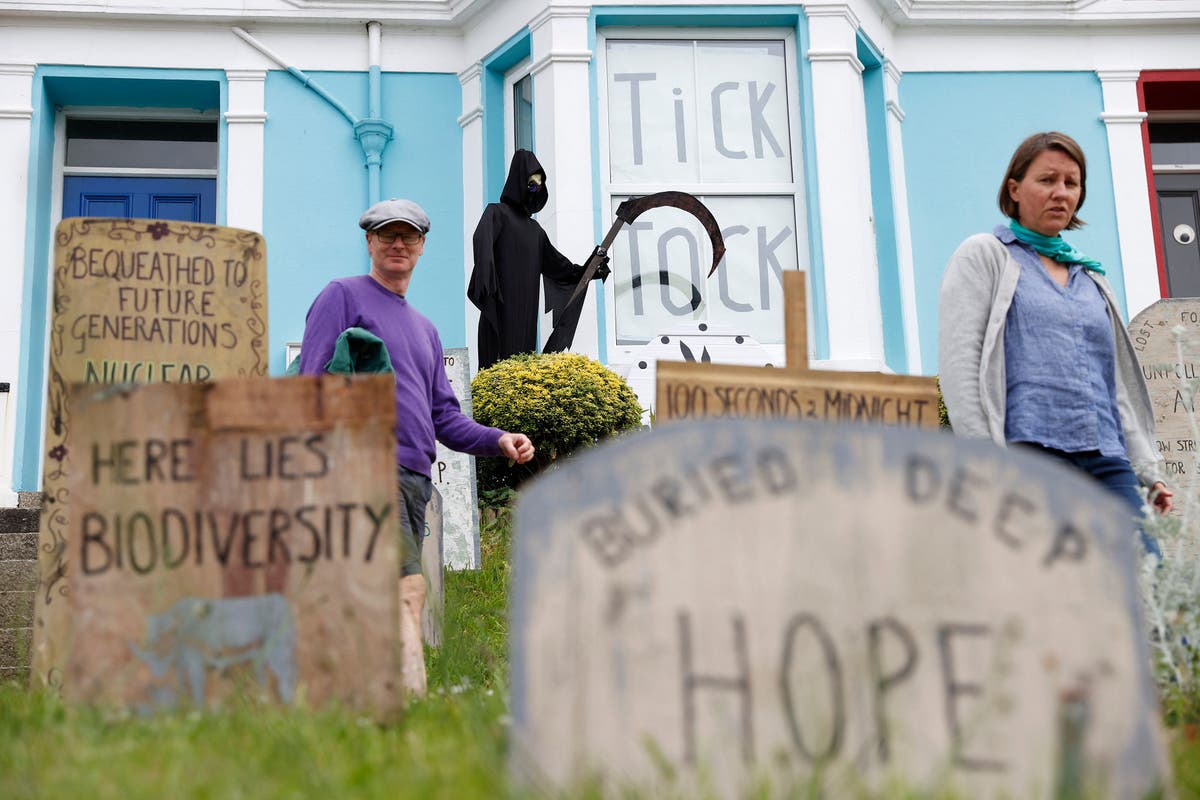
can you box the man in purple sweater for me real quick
[299,198,534,697]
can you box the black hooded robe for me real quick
[468,149,584,371]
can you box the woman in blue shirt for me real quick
[939,131,1172,557]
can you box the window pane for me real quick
[513,75,535,153]
[607,40,699,184]
[66,119,217,170]
[1150,122,1200,165]
[610,195,797,345]
[695,41,792,182]
[607,39,792,184]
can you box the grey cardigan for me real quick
[938,233,1164,488]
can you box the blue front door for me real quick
[63,176,216,222]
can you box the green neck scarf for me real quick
[1008,221,1105,275]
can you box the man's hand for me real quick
[1150,481,1174,515]
[498,432,535,464]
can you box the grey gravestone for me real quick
[511,420,1166,798]
[434,347,481,570]
[1129,299,1200,539]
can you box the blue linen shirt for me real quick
[996,225,1126,457]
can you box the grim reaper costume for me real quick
[469,150,595,370]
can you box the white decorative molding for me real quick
[871,0,1200,24]
[886,98,905,123]
[0,64,36,76]
[0,108,33,119]
[1095,69,1141,82]
[804,3,863,28]
[806,49,865,75]
[457,61,482,84]
[224,112,269,124]
[528,2,592,33]
[1100,111,1149,125]
[528,49,592,77]
[226,69,268,82]
[457,106,482,127]
[883,59,903,83]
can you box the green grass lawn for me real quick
[5,500,1200,799]
[0,506,516,800]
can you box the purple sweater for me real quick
[299,274,504,477]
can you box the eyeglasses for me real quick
[374,229,424,245]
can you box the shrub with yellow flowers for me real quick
[471,352,644,492]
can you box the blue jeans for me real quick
[397,466,433,577]
[1022,445,1162,560]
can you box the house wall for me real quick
[900,71,1124,372]
[0,0,1198,498]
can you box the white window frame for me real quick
[502,57,561,342]
[596,27,809,372]
[503,58,533,164]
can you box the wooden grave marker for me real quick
[510,419,1168,798]
[421,486,444,648]
[656,272,938,427]
[64,375,401,715]
[1129,299,1200,547]
[35,218,269,686]
[626,323,775,426]
[287,343,481,572]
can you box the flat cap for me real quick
[358,198,431,234]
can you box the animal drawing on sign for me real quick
[129,593,297,710]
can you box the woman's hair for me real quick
[997,131,1087,230]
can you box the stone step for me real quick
[0,532,37,561]
[0,506,38,535]
[0,560,37,593]
[0,591,34,629]
[0,627,32,670]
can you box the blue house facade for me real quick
[1,0,1199,501]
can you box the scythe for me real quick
[542,191,726,354]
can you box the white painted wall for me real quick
[0,63,34,507]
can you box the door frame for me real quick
[1137,71,1200,298]
[1153,171,1200,297]
[53,106,220,239]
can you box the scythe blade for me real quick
[542,191,726,354]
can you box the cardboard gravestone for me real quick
[64,376,401,714]
[656,273,939,427]
[626,323,774,426]
[434,347,482,570]
[511,420,1167,798]
[1129,299,1200,538]
[421,487,444,648]
[35,218,269,686]
[287,344,480,572]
